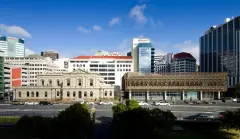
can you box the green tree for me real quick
[234,82,240,98]
[125,99,139,110]
[222,109,240,130]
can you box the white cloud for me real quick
[60,49,97,58]
[129,4,147,24]
[108,17,120,27]
[0,24,31,38]
[174,40,199,64]
[92,25,101,31]
[76,26,91,33]
[25,48,35,56]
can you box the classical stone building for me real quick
[123,72,227,101]
[13,70,120,101]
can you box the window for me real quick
[90,91,93,97]
[105,91,107,96]
[57,80,60,86]
[90,79,93,86]
[78,79,82,86]
[18,91,21,97]
[36,92,39,97]
[78,91,82,98]
[31,92,34,97]
[73,91,76,97]
[110,91,112,96]
[57,91,60,96]
[84,91,87,97]
[67,79,70,86]
[67,91,70,97]
[27,92,29,97]
[45,92,48,97]
[49,80,52,86]
[41,80,44,86]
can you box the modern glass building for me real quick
[137,43,155,74]
[200,16,240,87]
[0,36,25,57]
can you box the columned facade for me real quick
[123,72,227,101]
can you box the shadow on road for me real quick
[91,116,112,139]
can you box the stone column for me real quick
[199,91,202,100]
[146,90,149,101]
[129,90,132,100]
[164,91,167,100]
[181,91,185,100]
[217,91,221,99]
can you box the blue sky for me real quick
[0,0,239,62]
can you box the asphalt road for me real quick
[0,104,239,120]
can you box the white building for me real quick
[0,36,25,57]
[68,56,133,89]
[132,38,151,72]
[4,55,66,87]
[53,57,70,70]
[154,53,173,73]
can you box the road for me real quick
[0,104,239,120]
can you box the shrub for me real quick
[125,99,139,110]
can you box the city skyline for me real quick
[0,0,239,63]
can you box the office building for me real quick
[0,51,4,96]
[68,56,134,89]
[200,16,240,87]
[154,53,173,73]
[0,36,25,57]
[41,51,59,61]
[13,69,120,101]
[171,52,196,73]
[132,38,155,74]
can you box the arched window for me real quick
[78,91,82,98]
[90,79,93,86]
[78,79,82,86]
[110,91,112,96]
[41,80,44,86]
[18,91,21,97]
[67,91,70,97]
[57,80,60,86]
[84,91,87,97]
[73,91,76,97]
[90,91,93,97]
[45,91,48,97]
[49,80,52,86]
[57,91,60,96]
[36,92,39,97]
[27,92,29,97]
[31,92,34,97]
[105,91,107,96]
[67,79,70,86]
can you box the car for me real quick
[79,101,94,105]
[138,101,148,106]
[11,101,24,105]
[25,101,39,105]
[86,101,94,105]
[39,101,52,105]
[232,98,238,102]
[99,101,114,105]
[154,101,170,106]
[183,113,221,121]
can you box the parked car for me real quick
[39,101,52,105]
[25,102,39,105]
[232,98,238,102]
[153,101,170,106]
[99,101,114,105]
[183,113,223,121]
[11,101,24,105]
[79,101,94,105]
[138,101,148,106]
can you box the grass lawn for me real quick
[0,116,20,124]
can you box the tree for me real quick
[222,109,240,138]
[125,99,139,110]
[234,82,240,98]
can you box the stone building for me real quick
[13,69,120,101]
[123,72,227,101]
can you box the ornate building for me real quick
[13,69,120,101]
[123,72,227,101]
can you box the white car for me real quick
[99,102,114,105]
[232,98,238,102]
[25,102,39,105]
[154,101,170,106]
[79,101,95,105]
[138,101,148,106]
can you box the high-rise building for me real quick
[132,38,155,74]
[0,51,4,96]
[154,53,173,73]
[200,16,240,87]
[171,52,196,73]
[0,36,25,57]
[41,51,59,60]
